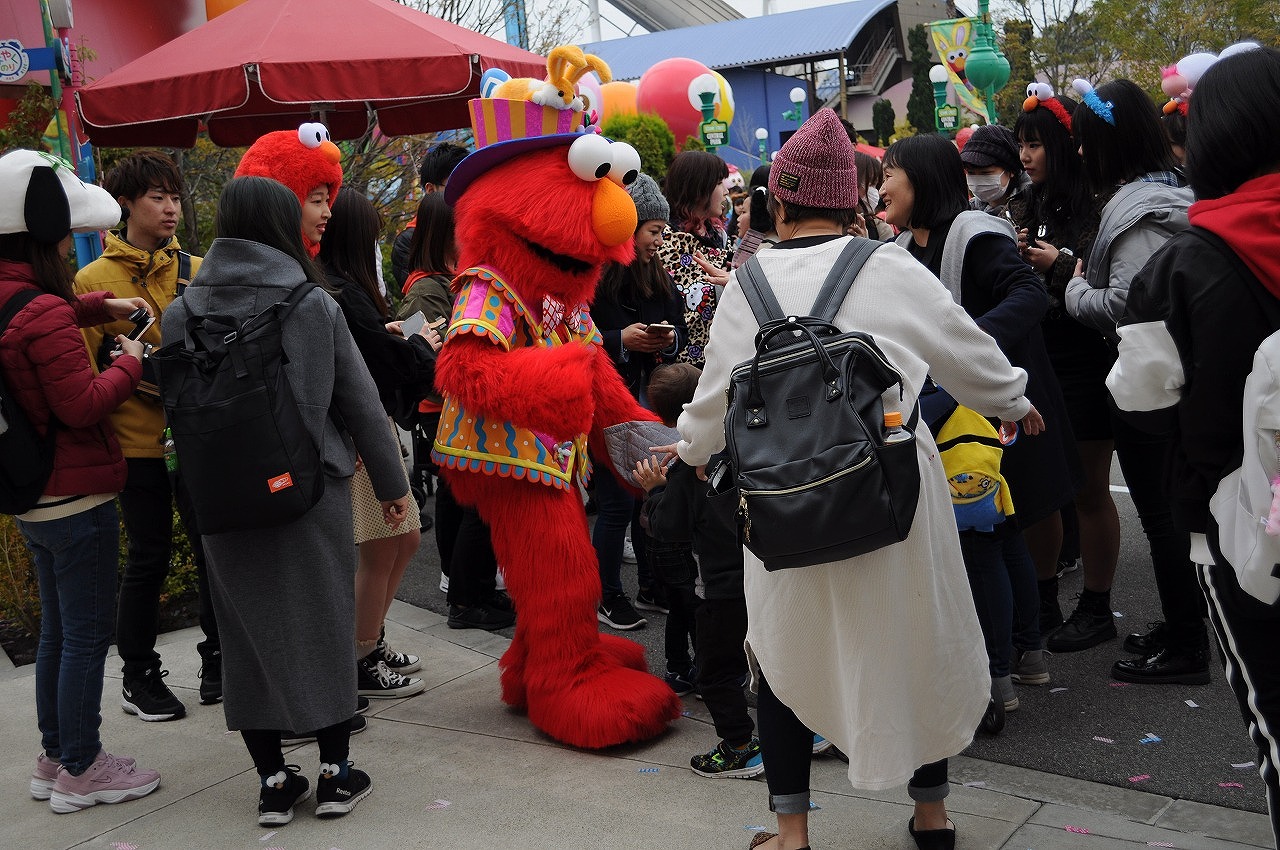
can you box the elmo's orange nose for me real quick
[592,178,638,247]
[319,140,342,164]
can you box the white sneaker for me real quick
[621,537,637,564]
[439,572,449,593]
[495,566,506,591]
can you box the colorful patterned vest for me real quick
[432,266,601,492]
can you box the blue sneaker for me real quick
[664,667,697,697]
[691,738,765,778]
[812,734,834,755]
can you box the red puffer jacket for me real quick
[0,260,140,498]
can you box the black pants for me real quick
[436,476,498,608]
[1198,555,1280,845]
[1112,415,1207,644]
[694,596,753,745]
[757,673,948,813]
[242,723,348,776]
[646,535,698,672]
[117,458,218,677]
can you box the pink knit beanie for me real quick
[768,108,858,209]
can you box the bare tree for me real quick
[994,0,1121,94]
[394,0,586,54]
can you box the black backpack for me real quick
[0,291,56,515]
[151,282,324,534]
[726,238,920,570]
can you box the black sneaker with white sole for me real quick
[597,593,646,630]
[374,636,422,674]
[355,695,369,715]
[198,650,223,705]
[121,667,186,721]
[281,714,367,746]
[258,765,310,826]
[357,655,426,699]
[315,761,372,817]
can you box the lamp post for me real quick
[689,74,726,150]
[961,0,1011,125]
[755,127,769,163]
[782,85,806,125]
[929,64,958,135]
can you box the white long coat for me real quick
[677,236,1032,790]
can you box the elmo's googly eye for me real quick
[298,122,329,148]
[568,133,613,182]
[607,143,641,187]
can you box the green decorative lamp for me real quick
[963,0,1010,125]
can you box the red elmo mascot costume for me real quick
[432,89,681,749]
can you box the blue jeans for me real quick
[959,530,1041,677]
[20,501,119,775]
[592,468,651,597]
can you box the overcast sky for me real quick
[581,0,834,41]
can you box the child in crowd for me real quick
[633,364,763,779]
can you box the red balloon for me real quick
[636,57,715,150]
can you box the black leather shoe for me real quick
[1123,621,1168,655]
[978,696,1005,735]
[1047,604,1116,652]
[908,817,956,850]
[1112,647,1210,685]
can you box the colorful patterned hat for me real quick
[444,78,587,206]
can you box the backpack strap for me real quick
[0,290,41,338]
[809,237,883,321]
[738,255,786,324]
[176,250,192,296]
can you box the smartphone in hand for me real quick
[645,322,675,335]
[401,311,427,338]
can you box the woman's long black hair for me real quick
[318,189,388,318]
[215,176,326,286]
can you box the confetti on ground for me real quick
[1219,782,1244,789]
[1092,736,1115,744]
[681,711,691,717]
[744,826,768,832]
[1110,681,1130,688]
[1129,774,1151,783]
[637,767,660,773]
[1140,734,1163,745]
[809,801,821,810]
[260,834,277,842]
[1065,825,1091,834]
[1050,687,1067,693]
[111,843,139,850]
[1232,762,1256,769]
[424,800,452,810]
[1114,611,1124,617]
[1185,700,1199,708]
[1148,842,1176,847]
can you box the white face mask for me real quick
[865,186,880,209]
[967,173,1008,205]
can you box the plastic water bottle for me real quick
[162,427,178,473]
[883,411,911,443]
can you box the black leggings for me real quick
[242,721,349,776]
[757,673,948,813]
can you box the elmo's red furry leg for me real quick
[447,472,680,748]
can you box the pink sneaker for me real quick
[30,753,58,800]
[49,751,160,813]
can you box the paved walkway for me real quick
[3,601,1273,850]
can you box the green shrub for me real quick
[600,113,676,181]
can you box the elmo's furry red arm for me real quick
[435,334,596,439]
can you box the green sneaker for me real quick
[690,738,765,779]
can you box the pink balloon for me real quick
[636,57,715,149]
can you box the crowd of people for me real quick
[1,40,1278,850]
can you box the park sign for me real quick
[700,118,727,150]
[935,103,959,132]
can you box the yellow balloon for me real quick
[711,71,735,126]
[600,81,638,123]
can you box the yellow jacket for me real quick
[74,232,202,458]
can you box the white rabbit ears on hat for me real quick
[0,150,121,244]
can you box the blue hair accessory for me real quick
[1072,78,1115,126]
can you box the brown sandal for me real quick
[748,833,777,849]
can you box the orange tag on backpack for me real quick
[268,473,294,492]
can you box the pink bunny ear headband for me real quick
[1071,79,1115,126]
[1023,83,1072,132]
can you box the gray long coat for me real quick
[162,238,408,733]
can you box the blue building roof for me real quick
[579,0,897,81]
